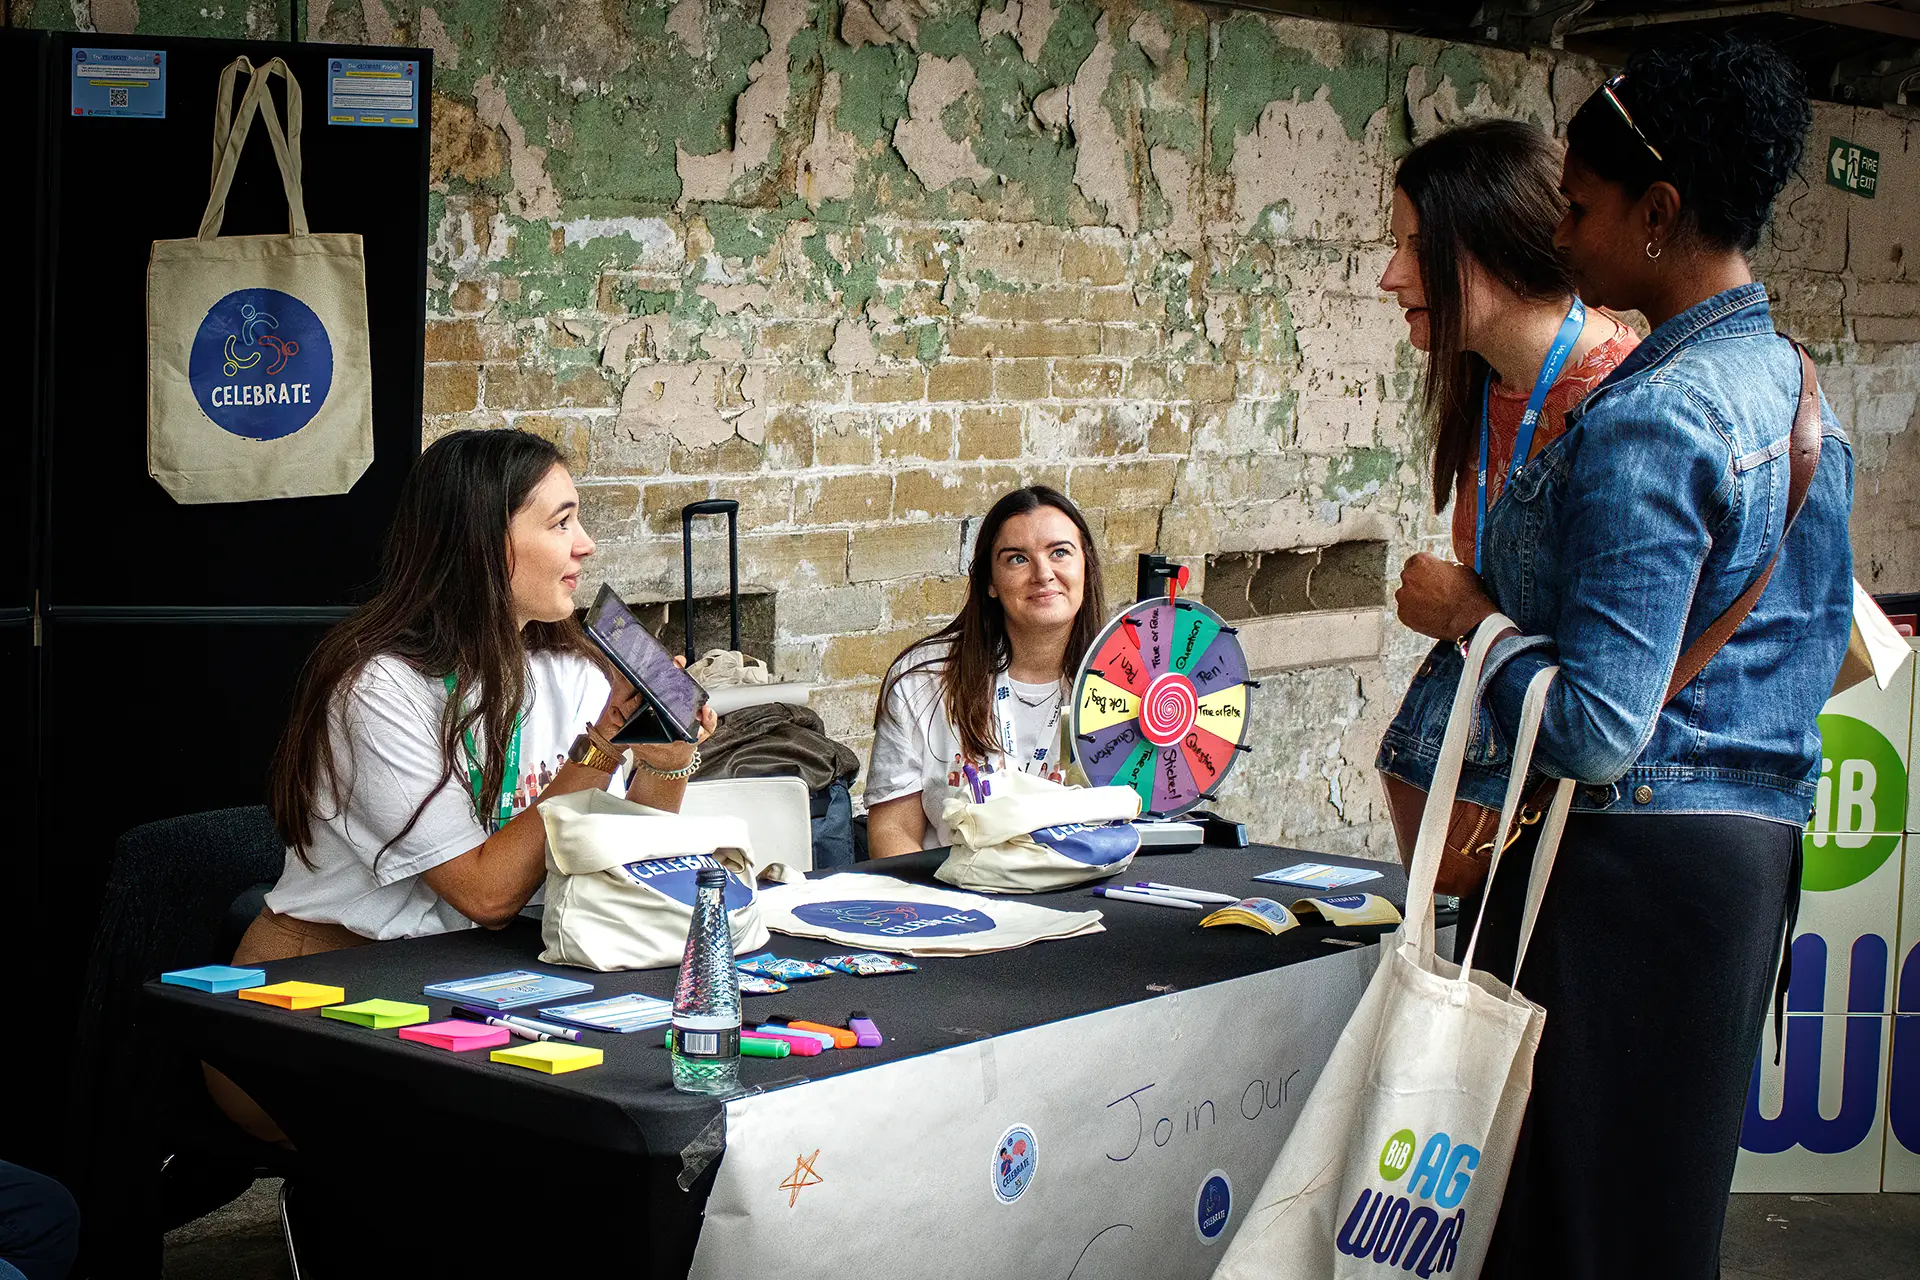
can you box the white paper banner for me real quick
[690,930,1450,1278]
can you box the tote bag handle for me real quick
[198,56,308,240]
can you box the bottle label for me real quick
[673,1022,741,1059]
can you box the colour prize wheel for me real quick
[1071,591,1253,818]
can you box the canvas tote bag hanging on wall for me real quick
[147,57,373,504]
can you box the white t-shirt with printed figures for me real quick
[266,649,615,939]
[865,642,1070,850]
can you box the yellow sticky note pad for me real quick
[491,1042,604,1075]
[321,999,429,1029]
[238,981,345,1010]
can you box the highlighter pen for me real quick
[745,1028,823,1056]
[1091,886,1204,910]
[668,1031,792,1059]
[452,1006,583,1042]
[1132,881,1241,905]
[849,1010,882,1048]
[757,1022,835,1050]
[774,1017,858,1050]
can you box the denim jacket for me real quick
[1378,283,1855,825]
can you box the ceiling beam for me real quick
[1574,1,1920,40]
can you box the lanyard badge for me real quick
[1474,297,1586,573]
[442,673,524,831]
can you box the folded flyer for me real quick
[537,992,674,1033]
[1199,898,1299,935]
[423,970,594,1011]
[1253,862,1384,891]
[1292,893,1403,926]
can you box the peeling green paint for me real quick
[1323,446,1398,501]
[1208,13,1387,166]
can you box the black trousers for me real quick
[0,1161,78,1280]
[1455,811,1799,1280]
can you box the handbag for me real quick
[1215,625,1577,1279]
[935,771,1142,894]
[146,57,373,503]
[1383,339,1825,896]
[536,788,801,972]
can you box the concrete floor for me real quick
[160,1182,1920,1279]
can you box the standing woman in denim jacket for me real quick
[1386,35,1854,1278]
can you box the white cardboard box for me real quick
[1884,1014,1920,1191]
[1735,1013,1892,1193]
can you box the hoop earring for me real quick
[1645,240,1662,260]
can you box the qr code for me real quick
[107,87,129,108]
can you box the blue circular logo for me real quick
[791,899,995,939]
[992,1124,1037,1204]
[1195,1170,1232,1244]
[1320,894,1368,910]
[187,288,334,440]
[618,855,752,909]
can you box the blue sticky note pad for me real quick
[162,965,266,994]
[1254,862,1385,891]
[71,48,167,119]
[326,58,420,127]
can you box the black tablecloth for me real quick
[143,844,1425,1275]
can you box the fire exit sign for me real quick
[1828,137,1879,198]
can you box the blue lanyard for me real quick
[1474,298,1586,573]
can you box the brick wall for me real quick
[34,0,1920,855]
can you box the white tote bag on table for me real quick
[936,770,1143,894]
[147,57,373,503]
[1214,618,1575,1279]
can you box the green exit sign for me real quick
[1828,137,1879,198]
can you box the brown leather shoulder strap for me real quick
[1663,339,1824,702]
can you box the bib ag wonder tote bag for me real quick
[147,57,373,504]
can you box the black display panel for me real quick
[42,34,429,608]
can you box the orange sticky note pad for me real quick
[237,981,345,1010]
[490,1042,603,1074]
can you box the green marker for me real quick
[668,1030,791,1059]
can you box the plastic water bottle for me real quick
[670,865,742,1095]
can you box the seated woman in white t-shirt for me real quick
[236,427,716,964]
[865,486,1106,858]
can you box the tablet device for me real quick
[582,584,709,744]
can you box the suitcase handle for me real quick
[681,499,740,662]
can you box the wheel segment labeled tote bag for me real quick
[1214,620,1575,1279]
[147,57,373,503]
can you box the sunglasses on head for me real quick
[1599,73,1665,167]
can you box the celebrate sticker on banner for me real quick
[186,287,335,440]
[992,1123,1037,1204]
[791,899,996,939]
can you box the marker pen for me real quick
[744,1028,823,1056]
[1091,886,1204,910]
[849,1011,882,1048]
[771,1016,858,1049]
[673,1031,793,1059]
[451,1006,583,1042]
[757,1022,835,1049]
[1131,882,1240,905]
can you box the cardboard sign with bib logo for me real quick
[756,873,1104,956]
[147,56,373,503]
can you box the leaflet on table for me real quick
[423,970,594,1010]
[1253,862,1384,890]
[1199,898,1299,935]
[535,992,673,1034]
[1292,893,1402,926]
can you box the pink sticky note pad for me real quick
[398,1019,511,1052]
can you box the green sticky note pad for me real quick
[321,999,431,1029]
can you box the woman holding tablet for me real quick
[239,428,714,967]
[864,486,1106,857]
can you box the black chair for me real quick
[66,806,291,1278]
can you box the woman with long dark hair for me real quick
[240,428,713,965]
[1391,36,1854,1276]
[864,486,1106,858]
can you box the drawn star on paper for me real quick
[779,1149,824,1207]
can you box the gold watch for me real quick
[567,730,625,774]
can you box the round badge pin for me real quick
[1194,1169,1233,1244]
[991,1123,1038,1204]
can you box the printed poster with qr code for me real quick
[71,48,166,119]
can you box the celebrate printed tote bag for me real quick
[147,57,372,503]
[1214,619,1576,1279]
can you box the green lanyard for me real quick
[442,674,523,832]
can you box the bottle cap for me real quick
[696,867,728,888]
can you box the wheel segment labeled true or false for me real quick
[1071,598,1252,817]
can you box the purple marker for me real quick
[962,763,985,802]
[849,1010,882,1048]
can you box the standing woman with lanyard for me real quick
[864,486,1106,858]
[1391,36,1853,1277]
